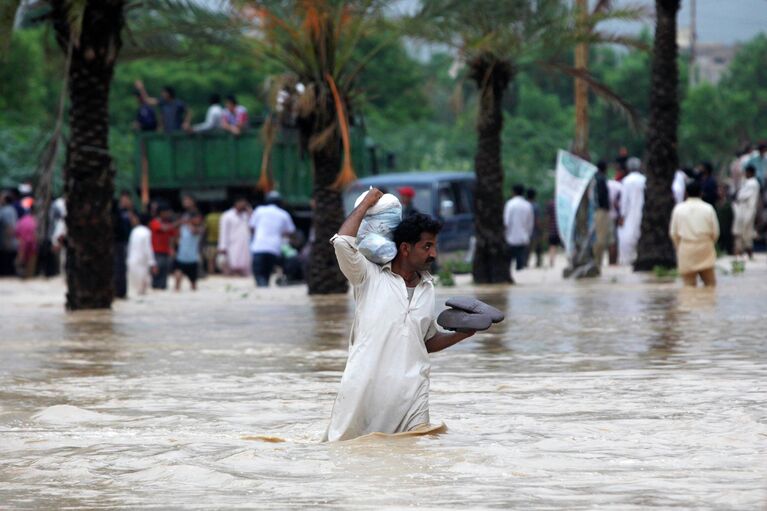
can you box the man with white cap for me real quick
[248,191,295,287]
[617,156,646,265]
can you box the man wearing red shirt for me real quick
[149,206,178,289]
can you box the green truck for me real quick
[133,127,373,208]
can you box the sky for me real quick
[608,0,767,45]
[194,0,767,46]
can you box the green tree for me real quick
[413,0,637,284]
[237,0,390,295]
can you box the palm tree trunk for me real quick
[573,0,589,159]
[52,1,124,309]
[634,0,679,271]
[470,54,513,284]
[307,139,348,294]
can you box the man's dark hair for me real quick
[226,94,237,104]
[596,160,607,173]
[700,161,713,175]
[119,189,131,198]
[758,143,766,153]
[138,213,151,226]
[512,184,525,196]
[745,164,756,177]
[163,86,176,99]
[686,181,701,198]
[526,188,537,200]
[393,213,442,247]
[209,94,221,105]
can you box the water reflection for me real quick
[0,273,765,510]
[51,311,121,377]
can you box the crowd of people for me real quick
[503,144,767,286]
[0,187,303,297]
[133,80,250,135]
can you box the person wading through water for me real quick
[324,188,477,441]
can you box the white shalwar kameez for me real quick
[218,208,252,273]
[324,234,438,442]
[127,225,156,294]
[732,176,760,250]
[617,172,646,265]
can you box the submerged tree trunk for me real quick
[52,1,124,309]
[470,53,513,284]
[635,0,680,271]
[307,139,348,295]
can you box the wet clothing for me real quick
[731,176,759,251]
[248,205,295,256]
[672,170,687,204]
[669,197,719,275]
[149,219,178,255]
[174,260,198,284]
[176,224,201,263]
[324,234,438,442]
[218,208,251,273]
[127,225,155,295]
[503,196,534,246]
[618,172,646,265]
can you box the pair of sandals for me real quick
[437,297,505,333]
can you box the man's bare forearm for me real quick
[425,331,474,353]
[338,188,382,237]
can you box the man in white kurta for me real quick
[127,213,156,295]
[217,198,252,275]
[731,165,760,257]
[617,157,646,266]
[324,189,476,442]
[669,181,719,287]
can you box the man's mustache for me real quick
[426,257,436,263]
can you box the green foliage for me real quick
[652,265,678,278]
[1,7,766,198]
[442,259,472,274]
[436,268,455,287]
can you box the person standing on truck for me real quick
[248,191,295,287]
[218,197,252,276]
[192,94,224,133]
[324,189,477,441]
[134,80,191,133]
[221,95,249,135]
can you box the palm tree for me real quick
[414,0,639,284]
[7,1,238,309]
[235,1,389,294]
[634,0,680,271]
[49,0,126,309]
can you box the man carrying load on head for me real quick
[324,188,487,442]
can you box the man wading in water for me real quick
[324,188,476,441]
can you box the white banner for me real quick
[555,150,597,255]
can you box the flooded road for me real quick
[1,266,765,509]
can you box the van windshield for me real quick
[343,183,432,215]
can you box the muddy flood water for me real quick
[1,264,766,510]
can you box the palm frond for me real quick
[65,0,88,44]
[541,60,642,132]
[0,0,22,55]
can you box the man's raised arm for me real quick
[332,188,383,286]
[338,188,383,236]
